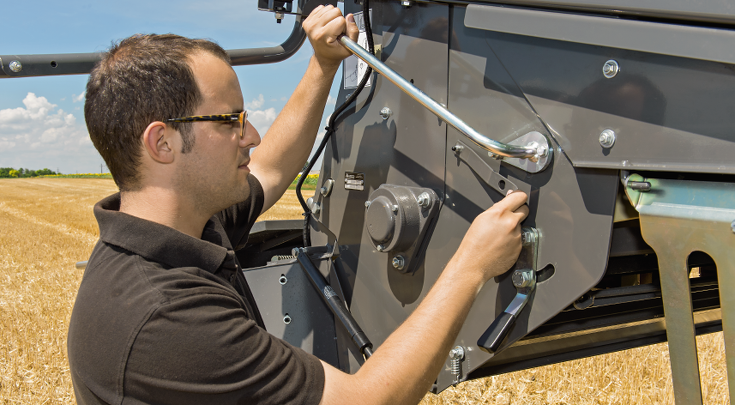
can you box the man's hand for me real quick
[303,5,359,72]
[452,191,530,284]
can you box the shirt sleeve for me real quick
[216,174,265,250]
[122,282,325,405]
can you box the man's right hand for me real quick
[451,191,530,284]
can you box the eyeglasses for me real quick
[166,111,248,139]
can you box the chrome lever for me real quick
[338,36,552,173]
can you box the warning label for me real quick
[343,10,373,89]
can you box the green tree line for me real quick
[0,167,58,178]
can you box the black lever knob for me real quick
[477,311,516,353]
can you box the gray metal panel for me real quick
[469,0,735,25]
[315,0,451,374]
[467,13,735,174]
[465,4,735,65]
[242,262,340,367]
[430,8,618,387]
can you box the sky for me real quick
[0,0,342,173]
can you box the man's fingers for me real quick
[493,190,528,213]
[513,204,530,222]
[345,14,359,40]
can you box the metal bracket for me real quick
[630,176,735,405]
[452,140,519,195]
[477,227,540,353]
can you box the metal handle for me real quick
[478,268,536,353]
[338,36,548,162]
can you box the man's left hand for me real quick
[303,5,359,71]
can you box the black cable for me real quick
[297,0,375,247]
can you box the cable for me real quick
[297,0,375,247]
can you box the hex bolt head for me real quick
[380,107,392,120]
[392,204,399,214]
[392,255,405,270]
[376,244,385,252]
[365,200,371,209]
[417,192,432,209]
[9,60,22,73]
[603,60,619,78]
[521,229,536,246]
[283,314,292,324]
[599,129,616,149]
[512,270,533,288]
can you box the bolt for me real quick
[392,255,405,270]
[603,60,619,78]
[9,60,22,73]
[451,144,464,153]
[512,270,533,288]
[279,275,288,285]
[417,192,432,209]
[521,228,536,245]
[450,345,465,360]
[599,129,616,148]
[365,200,371,209]
[274,12,284,23]
[307,197,321,215]
[283,314,292,324]
[380,107,392,120]
[392,204,399,214]
[401,0,412,7]
[376,244,385,252]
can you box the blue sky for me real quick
[1,0,341,173]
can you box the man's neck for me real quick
[119,187,210,239]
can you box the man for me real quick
[68,5,529,405]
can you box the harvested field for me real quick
[0,178,727,404]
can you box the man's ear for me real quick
[142,121,177,164]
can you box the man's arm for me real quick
[320,191,530,405]
[249,6,358,212]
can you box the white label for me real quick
[343,10,372,89]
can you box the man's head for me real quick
[85,34,231,191]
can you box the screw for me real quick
[279,275,288,285]
[365,200,371,209]
[377,244,385,252]
[603,60,619,78]
[599,129,616,148]
[417,192,432,209]
[512,270,533,288]
[392,255,405,270]
[380,107,392,120]
[283,314,292,324]
[449,346,465,384]
[392,204,399,214]
[451,144,464,153]
[9,60,22,73]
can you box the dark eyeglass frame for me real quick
[166,111,248,139]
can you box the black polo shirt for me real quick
[68,175,324,405]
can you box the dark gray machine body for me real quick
[250,0,731,394]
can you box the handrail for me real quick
[0,19,307,78]
[338,35,548,162]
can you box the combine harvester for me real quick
[4,1,732,403]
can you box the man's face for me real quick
[174,51,261,214]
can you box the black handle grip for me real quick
[477,311,516,353]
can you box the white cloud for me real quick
[0,92,96,172]
[248,107,277,134]
[245,94,265,110]
[72,91,86,103]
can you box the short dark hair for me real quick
[85,34,230,191]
